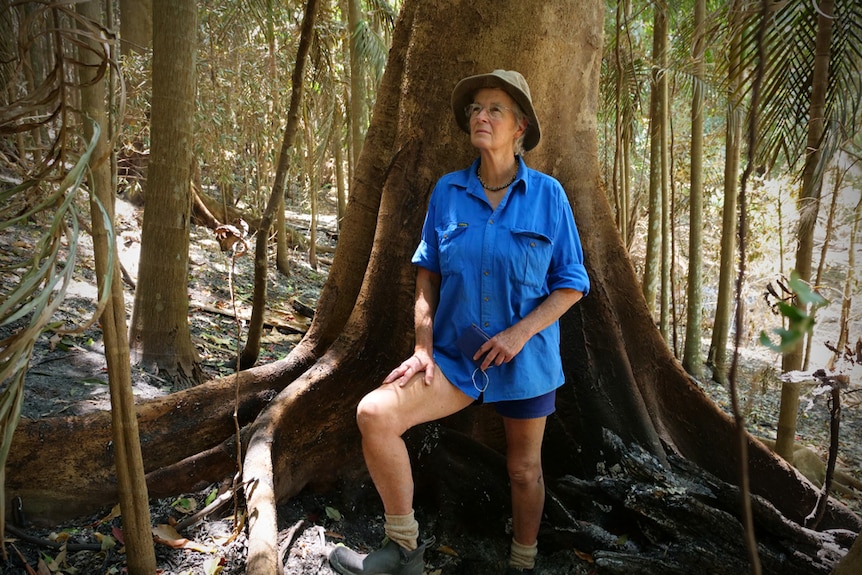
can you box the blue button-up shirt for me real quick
[412,156,589,402]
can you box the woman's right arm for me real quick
[383,266,441,386]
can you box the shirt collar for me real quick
[457,156,528,193]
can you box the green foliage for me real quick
[759,270,829,352]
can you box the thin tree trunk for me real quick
[239,0,319,369]
[776,0,834,461]
[304,105,319,270]
[348,0,365,162]
[658,4,671,343]
[683,0,705,377]
[276,202,291,276]
[708,0,743,385]
[642,0,667,315]
[805,165,841,367]
[832,192,860,363]
[613,0,625,240]
[334,94,347,228]
[77,1,156,572]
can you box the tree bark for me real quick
[128,0,202,387]
[76,1,156,572]
[832,533,862,575]
[119,0,152,56]
[682,0,705,377]
[708,0,744,385]
[641,1,667,315]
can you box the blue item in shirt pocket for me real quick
[456,324,491,365]
[510,228,553,287]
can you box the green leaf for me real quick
[172,497,197,514]
[788,270,828,308]
[325,506,342,521]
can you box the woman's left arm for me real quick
[475,288,582,371]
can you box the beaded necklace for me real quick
[477,163,517,191]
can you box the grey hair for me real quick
[512,104,528,155]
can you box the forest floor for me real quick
[1,197,861,575]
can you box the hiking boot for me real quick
[329,538,431,575]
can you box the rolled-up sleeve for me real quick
[547,190,590,295]
[411,193,440,273]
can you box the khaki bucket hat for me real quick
[451,69,541,151]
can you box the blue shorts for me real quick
[478,389,557,419]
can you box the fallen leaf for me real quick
[153,524,216,553]
[575,549,595,563]
[324,506,342,521]
[172,497,198,514]
[436,545,459,557]
[202,556,225,575]
[94,532,117,551]
[94,504,122,527]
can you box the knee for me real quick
[507,458,543,489]
[356,393,398,436]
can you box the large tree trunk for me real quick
[5,2,860,575]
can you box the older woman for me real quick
[329,70,590,575]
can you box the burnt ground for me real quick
[1,197,860,575]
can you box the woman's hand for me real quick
[476,288,582,371]
[476,326,528,371]
[383,348,436,387]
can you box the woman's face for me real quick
[468,88,526,155]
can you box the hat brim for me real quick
[451,71,541,151]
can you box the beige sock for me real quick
[384,511,419,551]
[509,537,538,570]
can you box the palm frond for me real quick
[737,0,862,176]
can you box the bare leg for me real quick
[503,416,547,546]
[357,368,474,515]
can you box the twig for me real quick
[227,248,245,528]
[174,473,243,532]
[277,519,308,566]
[806,372,845,529]
[4,523,102,552]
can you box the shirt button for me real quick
[484,322,490,328]
[530,241,536,247]
[484,296,489,302]
[489,219,494,224]
[483,270,489,276]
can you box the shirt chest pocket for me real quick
[509,228,553,288]
[436,223,468,276]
